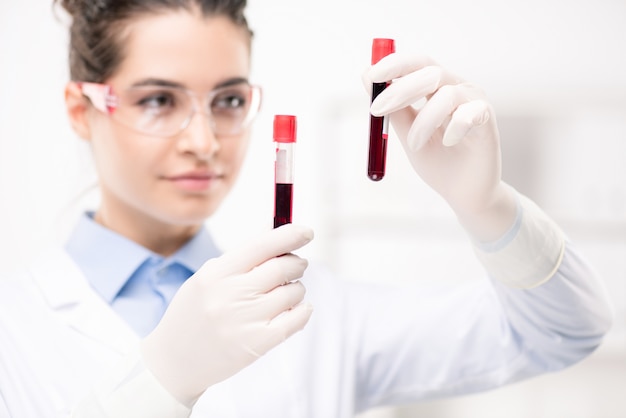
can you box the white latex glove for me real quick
[364,53,516,241]
[141,224,314,407]
[363,53,565,289]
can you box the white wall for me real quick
[1,0,625,417]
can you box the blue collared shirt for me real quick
[65,213,221,337]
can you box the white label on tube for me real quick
[382,115,389,140]
[275,148,294,183]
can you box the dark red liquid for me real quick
[274,183,293,228]
[368,82,388,181]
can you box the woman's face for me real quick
[85,10,252,228]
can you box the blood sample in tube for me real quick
[367,38,395,181]
[273,115,297,228]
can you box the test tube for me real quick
[273,115,297,228]
[367,38,396,181]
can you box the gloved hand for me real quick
[363,52,566,290]
[140,224,314,407]
[364,53,516,241]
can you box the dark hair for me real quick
[54,0,253,82]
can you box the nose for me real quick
[176,112,220,160]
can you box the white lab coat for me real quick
[0,243,612,418]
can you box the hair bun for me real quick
[55,0,81,16]
[55,0,107,21]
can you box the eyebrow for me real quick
[129,77,250,89]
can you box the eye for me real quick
[212,90,247,112]
[137,91,177,113]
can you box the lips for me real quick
[165,170,223,192]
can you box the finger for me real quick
[370,65,449,116]
[263,302,314,348]
[407,84,482,151]
[245,253,308,292]
[442,100,492,147]
[367,53,438,83]
[201,224,314,277]
[239,301,313,358]
[259,280,307,320]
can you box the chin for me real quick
[159,194,223,223]
[160,210,211,227]
[167,206,220,226]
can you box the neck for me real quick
[94,205,201,257]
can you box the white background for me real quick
[1,1,625,417]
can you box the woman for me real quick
[0,0,612,417]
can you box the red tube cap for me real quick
[371,38,396,65]
[273,115,297,143]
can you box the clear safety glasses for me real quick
[78,81,262,138]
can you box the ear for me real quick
[64,82,92,140]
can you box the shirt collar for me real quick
[65,212,221,303]
[170,223,220,273]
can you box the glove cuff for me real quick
[71,345,191,418]
[472,187,565,289]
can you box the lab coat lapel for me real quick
[28,248,138,354]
